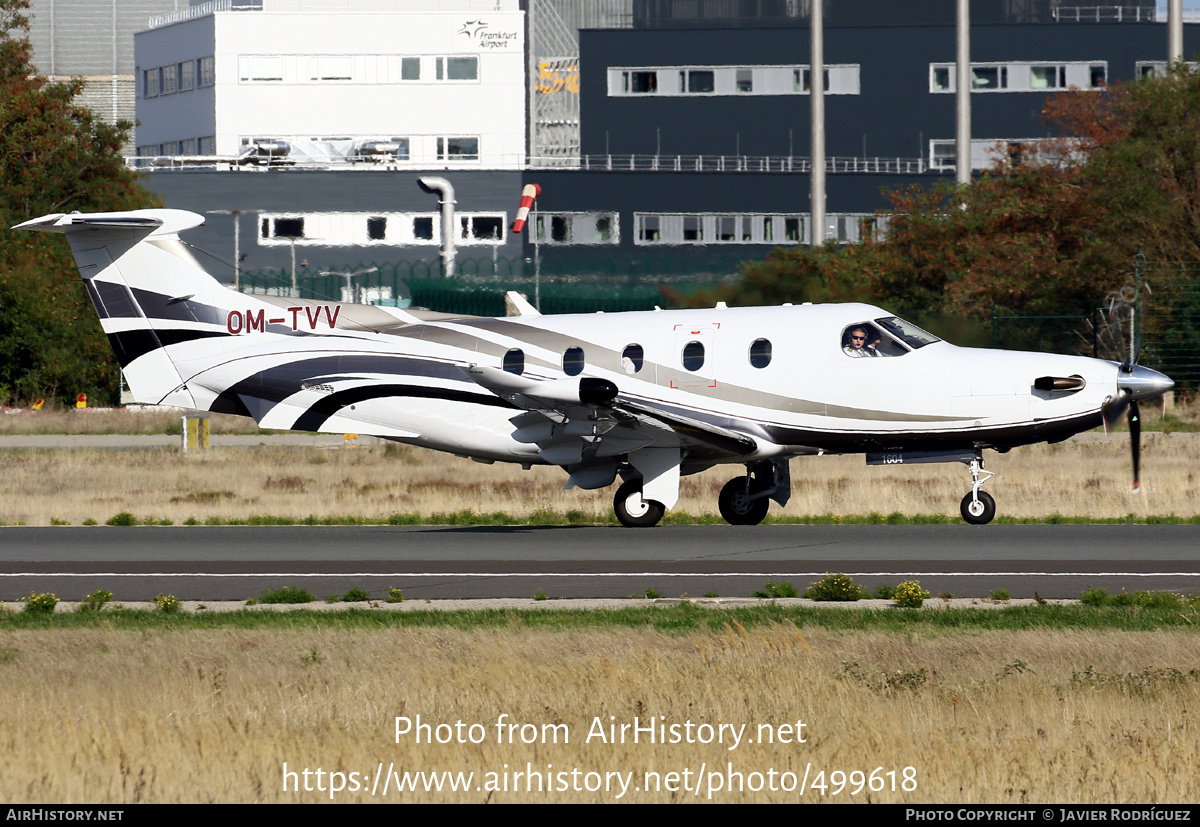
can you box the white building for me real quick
[134,0,527,169]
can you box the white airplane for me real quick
[18,208,1174,527]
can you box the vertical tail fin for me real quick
[15,210,248,407]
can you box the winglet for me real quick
[504,291,540,317]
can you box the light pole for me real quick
[206,209,248,290]
[319,267,379,304]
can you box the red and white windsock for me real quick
[511,183,542,233]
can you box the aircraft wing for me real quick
[459,365,757,470]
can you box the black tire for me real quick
[960,491,997,525]
[613,478,665,528]
[718,478,770,526]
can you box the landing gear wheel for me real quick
[613,478,665,528]
[960,491,997,525]
[718,478,770,526]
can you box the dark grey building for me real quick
[136,0,1197,289]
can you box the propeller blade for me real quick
[1102,391,1130,431]
[1129,399,1141,492]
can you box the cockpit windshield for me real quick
[875,317,940,350]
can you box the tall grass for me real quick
[0,432,1196,525]
[0,623,1197,802]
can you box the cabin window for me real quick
[622,344,644,374]
[682,340,705,371]
[749,339,772,368]
[503,348,524,375]
[563,346,585,376]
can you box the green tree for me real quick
[0,0,157,405]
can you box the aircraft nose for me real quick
[1117,364,1174,401]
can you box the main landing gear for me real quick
[718,477,770,525]
[718,459,790,526]
[613,478,665,528]
[959,454,996,525]
[612,459,791,528]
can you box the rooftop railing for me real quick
[1052,5,1200,23]
[128,152,931,174]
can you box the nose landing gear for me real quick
[959,454,996,525]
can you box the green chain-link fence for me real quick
[237,252,743,316]
[1136,258,1200,390]
[989,258,1200,390]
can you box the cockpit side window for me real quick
[841,322,908,358]
[875,316,940,349]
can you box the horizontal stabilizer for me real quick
[504,291,540,317]
[13,209,205,238]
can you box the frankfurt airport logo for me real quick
[456,18,519,49]
[457,19,488,39]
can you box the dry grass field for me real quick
[0,431,1196,525]
[0,622,1197,803]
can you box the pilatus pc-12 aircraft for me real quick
[19,209,1174,527]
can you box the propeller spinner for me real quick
[1104,363,1174,491]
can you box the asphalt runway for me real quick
[1,523,1197,602]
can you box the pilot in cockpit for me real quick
[843,326,877,357]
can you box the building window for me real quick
[436,56,478,81]
[612,65,858,97]
[179,60,195,91]
[180,138,197,155]
[1029,65,1065,89]
[638,215,661,242]
[143,68,159,98]
[931,61,1107,93]
[309,56,353,81]
[413,216,434,240]
[461,215,504,243]
[161,64,177,94]
[198,57,215,87]
[972,66,1006,90]
[623,70,657,94]
[367,217,387,241]
[401,57,421,80]
[534,213,620,245]
[683,216,702,241]
[930,137,1061,172]
[240,56,284,82]
[683,69,714,93]
[261,217,306,240]
[437,136,479,161]
[785,217,802,242]
[800,68,829,92]
[198,136,215,155]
